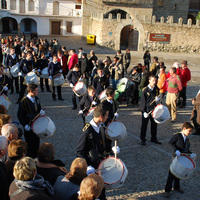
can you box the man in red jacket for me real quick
[177,60,191,108]
[68,49,78,70]
[57,50,68,78]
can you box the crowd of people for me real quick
[0,34,198,199]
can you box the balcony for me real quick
[102,0,154,7]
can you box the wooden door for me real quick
[51,21,60,35]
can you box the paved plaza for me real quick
[7,37,200,199]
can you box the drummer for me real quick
[163,122,196,198]
[66,63,82,110]
[17,83,45,158]
[140,75,161,145]
[0,65,11,96]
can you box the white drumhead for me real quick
[178,156,194,169]
[32,116,49,134]
[75,82,84,91]
[98,157,124,184]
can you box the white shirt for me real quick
[181,132,186,142]
[106,98,113,104]
[89,119,102,133]
[148,85,155,91]
[27,94,35,103]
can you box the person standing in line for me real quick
[143,50,151,71]
[124,48,131,74]
[140,75,161,145]
[68,49,78,70]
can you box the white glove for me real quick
[114,112,119,118]
[79,77,83,81]
[3,86,8,91]
[5,68,8,72]
[112,146,120,154]
[33,69,36,73]
[59,69,62,73]
[87,165,96,176]
[79,110,83,114]
[190,153,196,159]
[70,83,74,88]
[143,112,149,118]
[155,96,160,102]
[37,69,41,72]
[49,76,52,79]
[18,72,22,76]
[40,109,45,116]
[92,101,97,106]
[175,150,181,156]
[25,125,31,131]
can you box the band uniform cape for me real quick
[76,123,112,168]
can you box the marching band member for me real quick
[0,65,10,96]
[5,47,19,94]
[78,85,99,124]
[17,83,45,158]
[140,75,161,145]
[163,122,196,198]
[48,54,63,101]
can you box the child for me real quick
[78,85,99,124]
[101,87,118,125]
[163,122,196,198]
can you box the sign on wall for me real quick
[149,33,171,43]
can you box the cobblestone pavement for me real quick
[7,37,200,199]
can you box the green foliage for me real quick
[196,12,200,20]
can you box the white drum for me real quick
[97,157,128,189]
[24,71,38,85]
[85,107,95,123]
[10,64,19,77]
[73,81,86,97]
[40,67,49,79]
[152,104,170,124]
[0,94,11,110]
[106,121,127,142]
[170,155,196,180]
[53,73,65,87]
[99,90,107,101]
[31,115,56,139]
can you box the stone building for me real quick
[0,0,82,36]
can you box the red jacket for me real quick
[68,54,78,70]
[177,67,191,87]
[58,55,68,73]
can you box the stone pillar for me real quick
[0,0,2,9]
[100,13,103,22]
[178,17,183,26]
[16,0,20,13]
[7,0,10,10]
[126,13,130,20]
[187,18,192,27]
[196,19,200,28]
[152,15,156,24]
[108,13,112,20]
[18,23,21,35]
[117,13,121,22]
[160,16,164,24]
[25,0,28,13]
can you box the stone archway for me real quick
[20,18,37,33]
[1,17,18,34]
[115,18,144,51]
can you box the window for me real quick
[10,0,16,10]
[53,1,59,15]
[20,0,25,13]
[29,0,34,11]
[75,5,81,9]
[66,22,72,33]
[2,0,7,9]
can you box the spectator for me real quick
[9,157,54,199]
[1,123,18,142]
[124,48,131,74]
[143,50,151,71]
[68,49,78,70]
[150,56,159,76]
[53,158,87,200]
[0,114,12,134]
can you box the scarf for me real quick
[15,174,54,196]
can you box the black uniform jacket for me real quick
[17,96,41,127]
[169,132,191,155]
[0,74,11,93]
[36,58,49,71]
[19,59,35,75]
[76,123,112,168]
[101,98,117,121]
[6,54,19,68]
[66,69,81,85]
[92,74,108,95]
[140,85,159,113]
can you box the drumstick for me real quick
[103,125,113,133]
[0,83,8,94]
[32,107,46,122]
[115,140,117,168]
[95,165,111,172]
[147,110,153,115]
[150,94,161,105]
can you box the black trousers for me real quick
[140,113,157,142]
[179,87,186,106]
[10,76,19,92]
[40,77,50,91]
[52,85,62,99]
[72,92,80,107]
[24,130,40,159]
[125,62,130,73]
[165,170,180,193]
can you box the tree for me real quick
[196,12,200,20]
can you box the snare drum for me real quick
[0,94,11,110]
[73,81,86,97]
[170,155,196,180]
[31,115,56,139]
[85,107,95,123]
[106,121,127,142]
[97,157,128,189]
[40,67,48,79]
[10,64,19,77]
[99,90,107,101]
[53,73,65,87]
[152,104,170,124]
[24,71,38,85]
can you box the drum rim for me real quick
[177,155,196,169]
[97,156,125,186]
[31,115,49,132]
[152,104,163,118]
[85,107,95,116]
[73,81,84,93]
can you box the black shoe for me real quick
[151,140,162,144]
[58,98,64,101]
[174,188,184,193]
[72,106,77,110]
[140,141,146,145]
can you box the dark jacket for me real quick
[36,58,49,71]
[92,75,108,96]
[81,57,90,78]
[66,70,81,85]
[48,61,61,76]
[0,161,9,200]
[101,98,117,121]
[19,59,35,75]
[0,74,11,94]
[6,54,19,68]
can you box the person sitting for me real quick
[36,143,67,186]
[9,157,54,199]
[4,139,27,186]
[77,174,104,200]
[53,158,87,200]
